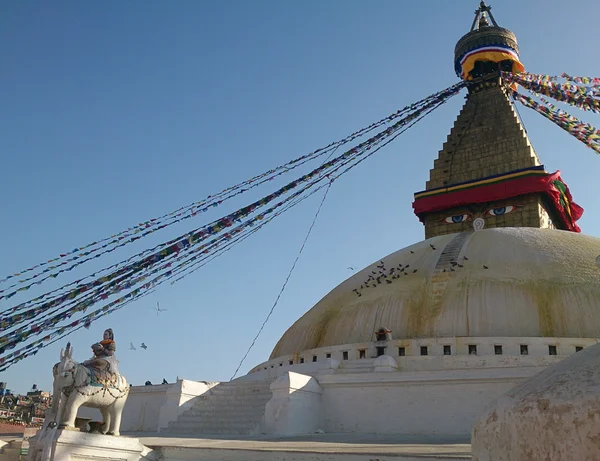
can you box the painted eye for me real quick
[486,205,515,216]
[443,214,470,224]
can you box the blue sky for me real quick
[1,0,599,394]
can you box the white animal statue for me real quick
[49,342,129,436]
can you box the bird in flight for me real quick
[150,302,168,316]
[129,342,136,351]
[140,343,148,350]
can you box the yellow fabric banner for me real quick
[461,50,524,79]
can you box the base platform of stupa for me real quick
[134,433,472,461]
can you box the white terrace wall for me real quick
[246,336,598,381]
[77,379,215,433]
[317,367,541,438]
[255,337,598,438]
[263,366,546,438]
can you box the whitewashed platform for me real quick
[136,433,472,461]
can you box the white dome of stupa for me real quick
[271,227,600,359]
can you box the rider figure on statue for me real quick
[84,328,120,376]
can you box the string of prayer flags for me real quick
[509,72,600,88]
[510,90,600,154]
[557,73,600,88]
[0,84,467,296]
[0,82,466,370]
[3,82,461,332]
[503,72,600,113]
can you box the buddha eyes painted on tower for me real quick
[443,213,471,224]
[440,204,521,224]
[486,205,516,216]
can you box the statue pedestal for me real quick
[27,429,157,461]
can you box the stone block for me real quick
[26,429,157,461]
[373,355,398,372]
[158,380,216,431]
[472,343,600,461]
[264,372,323,436]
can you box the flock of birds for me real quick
[349,243,490,298]
[118,251,600,358]
[120,251,600,354]
[351,258,418,298]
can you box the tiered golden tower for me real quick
[413,1,579,239]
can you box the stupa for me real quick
[151,2,600,440]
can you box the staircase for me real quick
[429,232,471,311]
[165,380,273,435]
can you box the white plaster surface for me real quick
[75,339,592,438]
[373,354,398,372]
[317,367,543,438]
[264,372,322,435]
[165,363,539,437]
[472,342,600,461]
[250,335,595,378]
[138,434,471,461]
[164,380,272,435]
[77,380,212,433]
[27,430,156,461]
[77,384,168,432]
[157,380,216,431]
[271,228,600,357]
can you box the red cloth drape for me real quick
[412,170,583,232]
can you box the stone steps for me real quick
[428,232,471,311]
[165,380,273,435]
[182,402,269,413]
[206,391,270,399]
[168,420,260,429]
[179,406,270,419]
[210,386,271,394]
[167,422,264,434]
[169,426,259,435]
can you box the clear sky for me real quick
[1,0,599,394]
